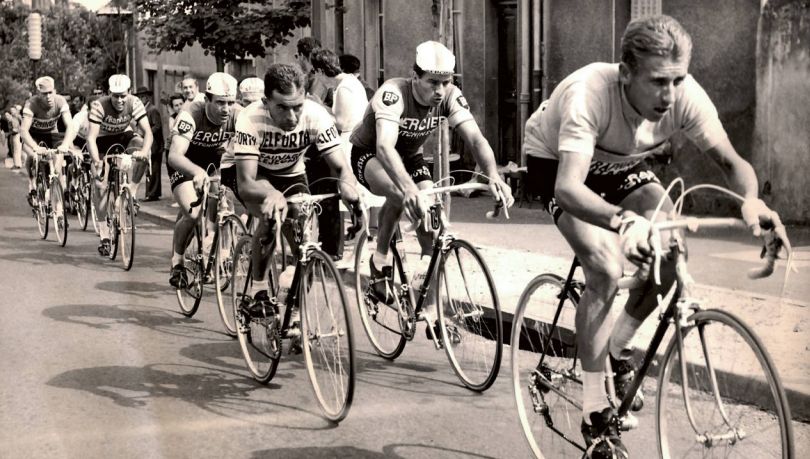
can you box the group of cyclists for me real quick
[13,14,788,459]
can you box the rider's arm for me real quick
[135,115,153,155]
[86,123,101,164]
[58,109,77,150]
[235,159,274,202]
[375,119,419,194]
[704,138,759,199]
[555,151,622,230]
[167,135,203,178]
[19,115,37,151]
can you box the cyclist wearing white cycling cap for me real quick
[167,72,242,288]
[20,75,76,205]
[349,40,514,336]
[238,77,264,107]
[87,73,153,256]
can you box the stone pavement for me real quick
[134,168,809,422]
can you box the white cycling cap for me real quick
[206,72,238,98]
[35,76,55,93]
[239,77,264,96]
[415,41,455,75]
[108,74,131,93]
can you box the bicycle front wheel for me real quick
[436,239,502,391]
[176,227,204,316]
[35,177,49,239]
[233,236,281,383]
[75,169,91,231]
[215,215,247,337]
[301,248,355,422]
[50,180,68,247]
[656,308,793,459]
[118,188,135,270]
[107,188,119,260]
[353,230,407,360]
[511,273,584,458]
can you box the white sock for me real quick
[582,370,610,424]
[99,222,109,239]
[171,251,184,267]
[610,310,642,360]
[372,250,391,268]
[250,279,267,296]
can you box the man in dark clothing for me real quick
[136,87,164,201]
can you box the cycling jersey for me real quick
[72,108,90,141]
[22,94,70,135]
[524,63,728,176]
[171,101,241,167]
[88,95,147,137]
[349,77,473,156]
[233,99,340,178]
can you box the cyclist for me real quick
[349,40,513,335]
[233,63,359,328]
[86,74,153,256]
[20,76,77,206]
[523,15,785,458]
[237,77,264,107]
[167,72,241,288]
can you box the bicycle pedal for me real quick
[618,413,638,431]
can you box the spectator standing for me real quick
[309,48,341,109]
[8,107,22,169]
[180,76,206,104]
[136,86,164,201]
[296,37,322,93]
[335,54,370,158]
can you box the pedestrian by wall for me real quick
[136,87,165,201]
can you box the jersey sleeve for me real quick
[556,83,602,157]
[443,86,475,128]
[170,110,197,143]
[56,96,70,116]
[677,76,728,152]
[130,97,147,123]
[88,100,105,124]
[233,109,261,161]
[370,83,405,124]
[22,100,34,119]
[310,103,341,155]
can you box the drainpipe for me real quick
[542,0,550,99]
[519,0,531,167]
[531,0,541,111]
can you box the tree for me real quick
[134,0,311,71]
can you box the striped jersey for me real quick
[88,95,147,137]
[22,94,70,135]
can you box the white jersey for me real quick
[233,99,341,177]
[523,63,728,175]
[72,107,90,139]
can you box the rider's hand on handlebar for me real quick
[489,177,515,208]
[132,149,148,160]
[261,189,288,222]
[56,145,69,155]
[191,172,207,193]
[403,187,430,226]
[741,198,780,237]
[618,211,654,268]
[337,180,360,207]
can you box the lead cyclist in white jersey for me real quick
[523,15,786,458]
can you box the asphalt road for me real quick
[1,167,806,458]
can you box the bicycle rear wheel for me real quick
[511,273,584,458]
[75,168,91,231]
[656,309,793,459]
[353,230,407,360]
[35,176,49,239]
[215,215,247,337]
[233,235,280,383]
[176,227,204,316]
[50,180,68,247]
[301,248,355,422]
[118,188,135,270]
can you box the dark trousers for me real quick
[145,140,164,198]
[305,155,343,259]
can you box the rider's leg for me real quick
[557,213,623,420]
[362,157,404,267]
[171,181,202,268]
[24,145,36,192]
[247,210,274,295]
[127,136,146,198]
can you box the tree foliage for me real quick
[0,2,126,109]
[134,0,310,71]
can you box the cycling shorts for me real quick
[527,155,660,224]
[350,146,432,188]
[31,131,65,150]
[167,151,221,192]
[220,166,243,205]
[96,131,141,158]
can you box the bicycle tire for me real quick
[233,235,280,383]
[656,308,794,459]
[353,229,407,360]
[76,168,91,231]
[301,248,355,422]
[35,176,49,239]
[118,187,135,271]
[107,187,119,261]
[436,239,502,391]
[215,214,248,337]
[50,180,68,247]
[176,226,204,317]
[511,273,584,458]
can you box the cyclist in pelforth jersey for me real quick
[349,40,514,337]
[86,74,153,256]
[20,76,77,207]
[233,63,359,331]
[167,72,241,288]
[523,15,785,458]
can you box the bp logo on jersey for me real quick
[381,91,400,106]
[456,95,469,110]
[176,120,193,134]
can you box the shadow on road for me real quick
[354,352,481,398]
[250,443,497,458]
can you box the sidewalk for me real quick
[135,167,809,421]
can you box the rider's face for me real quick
[413,72,453,107]
[621,55,689,122]
[265,87,305,132]
[206,94,236,125]
[110,92,127,112]
[181,80,198,101]
[39,90,55,109]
